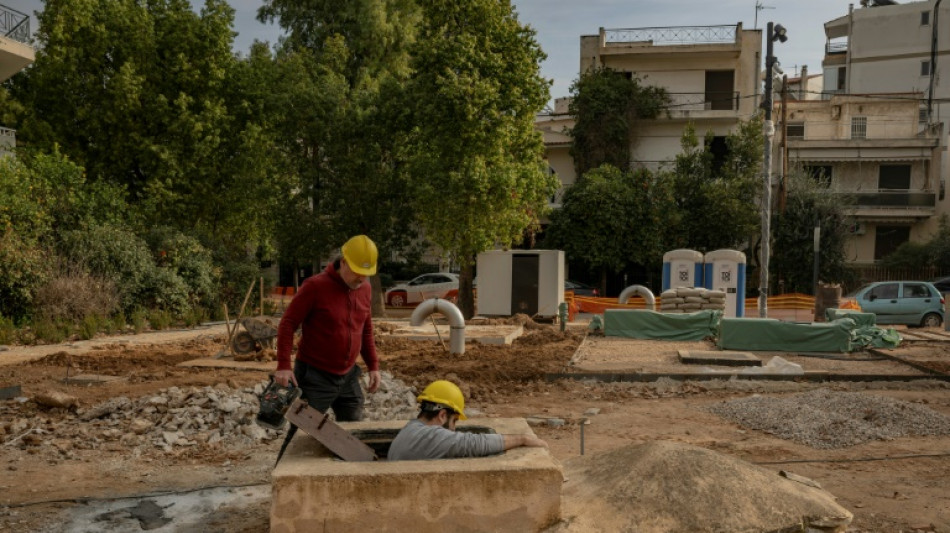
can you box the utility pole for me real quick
[779,74,788,213]
[759,22,787,318]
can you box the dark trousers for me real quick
[293,360,365,421]
[276,361,364,463]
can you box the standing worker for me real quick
[388,380,548,461]
[273,234,382,462]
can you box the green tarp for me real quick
[824,308,877,327]
[718,317,854,352]
[604,309,721,341]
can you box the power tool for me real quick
[256,376,303,430]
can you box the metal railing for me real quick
[0,126,15,153]
[0,4,29,44]
[667,91,740,111]
[604,25,738,46]
[848,190,936,209]
[825,41,848,54]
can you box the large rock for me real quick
[551,440,852,533]
[34,391,79,409]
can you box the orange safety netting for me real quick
[574,292,833,314]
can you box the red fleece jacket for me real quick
[276,261,378,375]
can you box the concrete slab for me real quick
[678,350,761,366]
[380,321,524,345]
[271,418,562,533]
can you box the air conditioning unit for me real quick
[846,222,866,235]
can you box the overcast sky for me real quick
[6,0,858,104]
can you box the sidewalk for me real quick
[0,323,230,367]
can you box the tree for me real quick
[669,119,762,252]
[568,67,669,177]
[771,169,853,294]
[11,0,277,252]
[259,1,421,315]
[543,164,676,293]
[881,215,950,270]
[405,0,558,318]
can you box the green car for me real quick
[848,281,945,327]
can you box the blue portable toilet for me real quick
[662,249,704,291]
[703,249,746,317]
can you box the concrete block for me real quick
[271,418,562,532]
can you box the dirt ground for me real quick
[1,319,949,532]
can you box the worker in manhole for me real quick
[388,380,547,460]
[273,234,382,461]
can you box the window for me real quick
[787,122,805,139]
[705,70,735,110]
[920,108,930,124]
[874,226,910,261]
[837,66,847,91]
[921,11,930,25]
[878,165,911,189]
[903,283,931,298]
[866,283,898,301]
[708,136,728,173]
[851,116,867,139]
[921,61,931,76]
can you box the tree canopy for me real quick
[568,67,669,177]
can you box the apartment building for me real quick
[0,3,35,156]
[536,23,762,207]
[823,0,948,179]
[778,94,944,263]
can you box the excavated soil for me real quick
[1,320,949,532]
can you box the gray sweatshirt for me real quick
[387,419,505,461]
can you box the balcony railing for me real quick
[667,91,740,112]
[849,190,936,209]
[0,4,30,44]
[825,41,848,54]
[0,126,15,153]
[604,25,738,46]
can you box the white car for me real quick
[385,273,460,307]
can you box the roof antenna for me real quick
[754,0,775,30]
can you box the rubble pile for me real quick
[659,287,726,313]
[4,373,418,457]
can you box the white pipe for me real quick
[618,285,656,311]
[410,298,466,354]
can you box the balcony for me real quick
[0,4,34,82]
[603,25,738,46]
[667,91,740,112]
[1,4,29,44]
[825,41,848,55]
[0,126,14,156]
[846,189,936,220]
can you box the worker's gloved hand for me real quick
[366,370,381,393]
[274,369,297,387]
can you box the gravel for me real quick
[707,387,950,449]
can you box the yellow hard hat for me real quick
[417,380,467,420]
[341,235,378,276]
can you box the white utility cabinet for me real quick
[476,250,565,318]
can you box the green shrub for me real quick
[0,231,50,321]
[140,268,191,316]
[180,306,209,328]
[79,314,102,340]
[131,308,147,333]
[110,312,127,334]
[33,318,68,344]
[147,227,218,308]
[148,309,173,330]
[0,314,16,345]
[58,225,156,313]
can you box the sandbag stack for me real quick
[659,287,727,313]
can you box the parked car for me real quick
[932,276,950,294]
[565,280,599,297]
[385,273,459,307]
[846,281,944,327]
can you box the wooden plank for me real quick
[284,399,377,462]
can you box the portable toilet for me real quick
[662,249,704,291]
[703,249,746,317]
